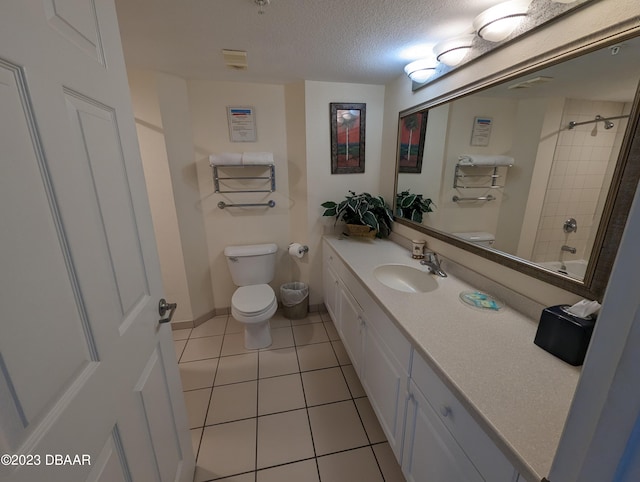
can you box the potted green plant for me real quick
[396,190,435,223]
[321,191,394,238]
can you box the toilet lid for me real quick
[232,284,275,315]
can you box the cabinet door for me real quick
[403,381,484,482]
[339,286,364,373]
[323,262,341,326]
[411,352,516,481]
[361,321,407,459]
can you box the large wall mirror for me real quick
[394,32,640,301]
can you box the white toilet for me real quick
[224,243,278,349]
[452,231,495,247]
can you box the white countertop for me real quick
[324,235,580,482]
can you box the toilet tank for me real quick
[452,231,495,247]
[224,243,278,286]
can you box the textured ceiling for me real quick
[114,0,503,84]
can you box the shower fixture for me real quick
[590,116,600,136]
[254,0,270,14]
[563,218,577,234]
[589,115,616,136]
[568,113,629,130]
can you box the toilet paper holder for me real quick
[289,243,309,256]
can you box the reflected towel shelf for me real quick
[453,194,496,202]
[453,163,509,189]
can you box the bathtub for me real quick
[539,259,588,280]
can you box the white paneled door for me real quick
[0,1,194,481]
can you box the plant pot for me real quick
[346,224,376,238]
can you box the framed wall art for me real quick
[398,110,427,173]
[330,103,366,174]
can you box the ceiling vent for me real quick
[222,49,248,70]
[507,76,554,90]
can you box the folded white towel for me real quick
[458,155,514,166]
[242,152,274,165]
[209,152,243,166]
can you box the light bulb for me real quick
[473,0,531,42]
[433,35,475,66]
[404,59,437,83]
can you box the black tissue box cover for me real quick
[534,305,596,366]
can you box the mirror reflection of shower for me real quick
[568,113,627,135]
[590,115,614,136]
[563,217,577,233]
[531,98,633,279]
[560,217,577,272]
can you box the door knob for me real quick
[158,298,177,324]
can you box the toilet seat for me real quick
[231,284,276,319]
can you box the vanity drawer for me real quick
[411,351,516,482]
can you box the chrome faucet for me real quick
[561,245,577,254]
[420,251,447,277]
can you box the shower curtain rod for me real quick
[568,114,630,130]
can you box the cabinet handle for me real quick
[440,405,452,418]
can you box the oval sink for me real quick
[373,264,438,293]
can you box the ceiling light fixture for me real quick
[473,0,531,42]
[404,58,438,83]
[255,0,270,14]
[433,34,475,67]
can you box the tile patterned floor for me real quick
[173,311,406,482]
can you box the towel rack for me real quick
[212,164,276,193]
[453,194,496,202]
[453,164,507,189]
[218,200,276,209]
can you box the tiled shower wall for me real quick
[532,98,628,263]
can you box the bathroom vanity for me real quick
[322,235,580,482]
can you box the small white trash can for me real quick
[280,282,309,319]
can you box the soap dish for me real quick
[459,291,504,311]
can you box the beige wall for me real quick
[285,82,311,297]
[517,97,564,259]
[305,81,386,305]
[189,80,292,310]
[495,97,552,256]
[128,69,195,324]
[155,73,216,321]
[439,95,516,237]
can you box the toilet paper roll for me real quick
[288,243,306,259]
